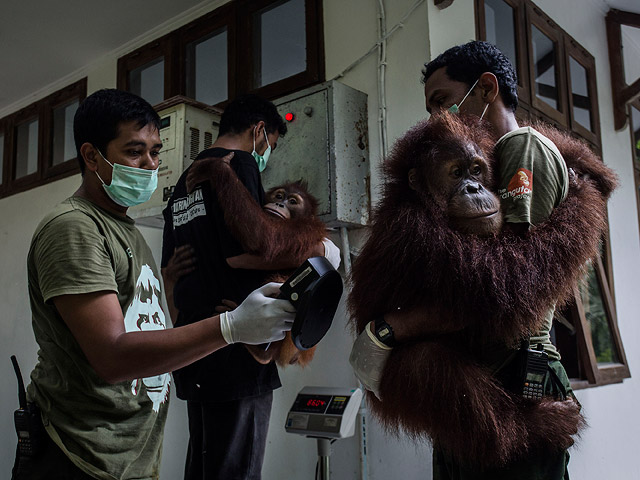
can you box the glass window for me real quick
[0,134,4,184]
[621,25,640,86]
[569,57,592,132]
[15,119,39,179]
[254,0,307,87]
[484,0,518,72]
[129,58,164,106]
[531,25,559,110]
[632,106,640,173]
[52,99,79,166]
[186,28,228,105]
[579,262,620,365]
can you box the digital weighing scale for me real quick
[285,386,363,479]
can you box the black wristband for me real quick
[374,317,397,347]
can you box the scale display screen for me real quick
[290,394,351,414]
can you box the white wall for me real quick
[529,1,640,478]
[2,1,640,479]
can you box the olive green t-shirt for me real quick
[488,127,569,367]
[26,196,170,480]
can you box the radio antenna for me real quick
[11,355,27,409]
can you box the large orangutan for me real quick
[348,113,617,467]
[186,162,328,367]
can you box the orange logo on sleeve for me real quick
[506,168,533,199]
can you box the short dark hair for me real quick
[74,89,161,175]
[421,41,518,113]
[218,94,287,138]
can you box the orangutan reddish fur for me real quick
[201,167,327,367]
[205,161,327,265]
[348,114,617,467]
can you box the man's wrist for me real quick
[373,316,397,347]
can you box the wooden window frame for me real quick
[11,103,43,192]
[42,78,87,180]
[564,35,600,146]
[117,33,179,106]
[525,2,568,127]
[0,78,86,199]
[117,0,325,106]
[606,9,640,131]
[176,3,237,106]
[566,255,630,389]
[475,0,629,388]
[236,0,325,100]
[475,0,530,105]
[0,118,8,195]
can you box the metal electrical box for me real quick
[128,96,221,227]
[266,80,370,227]
[130,82,369,229]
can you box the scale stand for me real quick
[316,437,331,480]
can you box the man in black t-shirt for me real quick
[162,95,338,480]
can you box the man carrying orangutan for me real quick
[161,94,339,480]
[348,41,614,479]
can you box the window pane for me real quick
[531,26,558,110]
[484,0,518,73]
[579,262,620,365]
[52,99,79,166]
[15,119,39,179]
[0,134,4,184]
[254,0,306,87]
[129,58,164,106]
[632,106,640,173]
[186,28,228,105]
[569,57,592,132]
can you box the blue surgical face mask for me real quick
[95,149,158,207]
[448,78,489,120]
[251,127,271,173]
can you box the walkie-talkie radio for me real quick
[520,345,549,400]
[11,355,45,457]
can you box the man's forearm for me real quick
[103,316,228,383]
[226,241,325,270]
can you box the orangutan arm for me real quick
[385,305,465,341]
[187,155,326,265]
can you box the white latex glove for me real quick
[219,282,296,345]
[349,322,392,400]
[322,238,341,270]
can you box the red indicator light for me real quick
[285,112,295,122]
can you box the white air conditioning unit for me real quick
[128,96,221,228]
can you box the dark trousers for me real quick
[12,430,95,480]
[433,360,574,480]
[184,391,273,480]
[433,447,570,480]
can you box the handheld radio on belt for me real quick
[11,355,45,457]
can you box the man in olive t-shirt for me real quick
[27,196,170,480]
[350,42,577,479]
[12,89,296,480]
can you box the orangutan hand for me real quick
[186,152,234,193]
[161,245,196,286]
[215,299,239,313]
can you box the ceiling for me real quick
[0,0,206,113]
[0,0,638,115]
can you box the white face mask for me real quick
[251,127,271,173]
[95,150,158,207]
[448,78,489,120]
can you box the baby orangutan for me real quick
[221,181,327,367]
[186,159,328,368]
